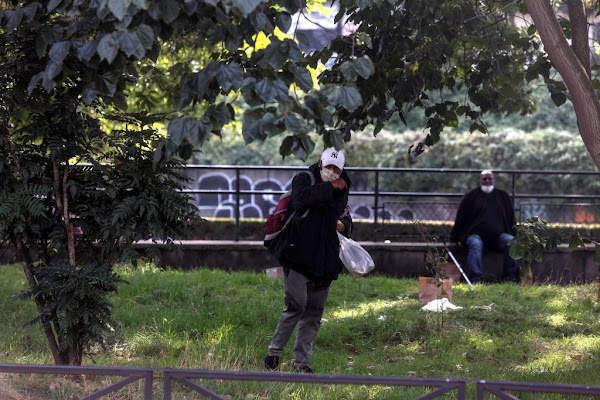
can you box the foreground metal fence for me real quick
[2,363,600,399]
[163,369,465,399]
[477,380,600,399]
[0,364,153,399]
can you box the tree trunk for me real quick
[14,235,66,364]
[524,0,600,170]
[566,0,590,76]
[2,124,67,365]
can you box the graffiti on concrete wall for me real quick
[190,171,428,221]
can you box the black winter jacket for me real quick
[450,187,516,244]
[278,163,353,281]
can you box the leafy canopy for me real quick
[2,0,560,161]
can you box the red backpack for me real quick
[264,171,315,243]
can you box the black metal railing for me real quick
[179,166,600,241]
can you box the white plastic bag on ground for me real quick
[421,298,463,312]
[337,232,375,276]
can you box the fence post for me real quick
[373,169,379,241]
[235,168,240,242]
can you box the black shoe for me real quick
[295,365,313,373]
[264,355,280,370]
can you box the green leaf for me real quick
[167,116,210,150]
[27,72,44,95]
[83,84,98,105]
[356,32,372,48]
[108,0,131,20]
[4,9,23,33]
[136,24,155,49]
[293,66,313,92]
[241,77,261,106]
[44,61,62,79]
[275,12,292,32]
[353,55,374,79]
[132,0,148,9]
[261,112,283,137]
[341,61,358,81]
[191,61,220,100]
[96,72,118,97]
[231,0,263,18]
[328,86,363,112]
[568,233,586,249]
[285,113,306,134]
[551,92,567,107]
[41,74,57,92]
[250,11,266,31]
[49,41,71,64]
[242,109,266,143]
[35,36,48,59]
[272,79,289,103]
[97,34,119,64]
[118,31,145,59]
[255,79,276,102]
[217,63,244,92]
[264,39,287,70]
[328,129,345,149]
[295,31,310,47]
[299,134,315,155]
[47,0,63,12]
[158,0,179,23]
[225,31,242,53]
[280,135,294,157]
[77,41,98,62]
[207,25,225,46]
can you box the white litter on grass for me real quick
[421,298,463,312]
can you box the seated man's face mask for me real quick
[480,174,494,193]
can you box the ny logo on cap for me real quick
[330,151,338,158]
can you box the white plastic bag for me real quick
[421,298,463,313]
[337,232,375,276]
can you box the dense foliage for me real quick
[0,23,199,364]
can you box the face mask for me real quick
[320,167,340,182]
[481,185,494,193]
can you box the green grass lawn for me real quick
[0,263,599,399]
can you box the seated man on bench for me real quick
[449,169,518,284]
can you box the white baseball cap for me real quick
[321,147,345,170]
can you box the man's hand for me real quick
[331,177,347,190]
[448,242,459,252]
[336,220,345,233]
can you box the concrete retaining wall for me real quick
[131,241,599,284]
[2,241,597,284]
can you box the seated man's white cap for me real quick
[321,147,345,170]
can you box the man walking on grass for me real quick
[264,147,353,373]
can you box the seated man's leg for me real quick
[465,234,484,283]
[492,233,518,282]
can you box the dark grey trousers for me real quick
[267,268,331,367]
